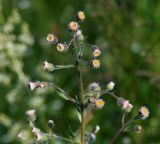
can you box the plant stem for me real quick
[109,116,136,144]
[73,36,85,144]
[78,65,85,144]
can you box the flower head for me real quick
[91,59,101,69]
[43,61,54,72]
[57,42,68,52]
[138,106,149,120]
[47,34,58,44]
[77,11,85,21]
[91,46,101,57]
[94,98,105,109]
[106,81,115,91]
[68,21,79,31]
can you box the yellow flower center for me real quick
[95,99,105,108]
[92,59,100,68]
[47,34,54,41]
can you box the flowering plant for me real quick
[18,11,149,144]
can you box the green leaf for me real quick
[56,91,70,100]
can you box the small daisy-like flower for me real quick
[26,109,36,122]
[91,46,101,57]
[138,106,149,120]
[57,42,68,52]
[68,21,79,31]
[77,11,85,21]
[94,98,105,109]
[43,61,54,72]
[91,59,101,69]
[47,34,58,44]
[106,81,115,91]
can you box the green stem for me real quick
[73,36,85,144]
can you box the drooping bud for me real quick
[117,97,133,112]
[28,81,39,91]
[35,133,47,142]
[32,127,41,134]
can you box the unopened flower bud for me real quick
[28,81,39,91]
[26,109,36,122]
[94,125,100,134]
[18,131,25,140]
[57,42,68,52]
[75,30,84,42]
[48,120,54,129]
[133,125,142,133]
[35,133,47,142]
[43,61,54,72]
[126,103,133,112]
[106,81,115,91]
[32,127,41,134]
[117,97,132,112]
[138,106,149,120]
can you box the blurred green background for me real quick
[0,0,160,143]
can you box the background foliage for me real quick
[0,0,160,143]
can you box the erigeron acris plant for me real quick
[18,11,149,144]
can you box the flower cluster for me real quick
[18,11,150,144]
